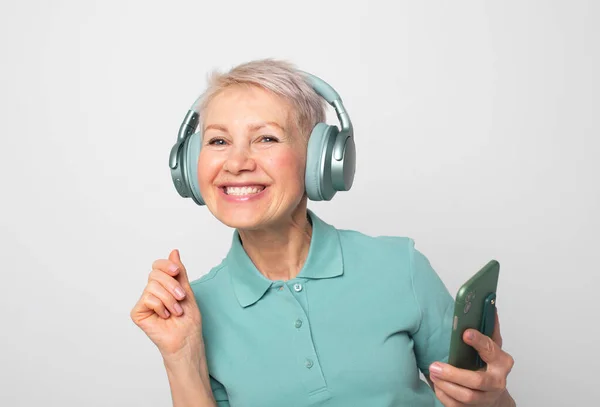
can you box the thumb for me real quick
[169,249,192,290]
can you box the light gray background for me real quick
[1,1,597,406]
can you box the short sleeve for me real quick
[210,376,230,407]
[409,240,455,377]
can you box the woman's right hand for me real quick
[130,249,203,362]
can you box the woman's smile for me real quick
[218,184,269,202]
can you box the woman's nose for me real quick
[223,145,256,174]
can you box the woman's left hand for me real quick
[428,311,515,407]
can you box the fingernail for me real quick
[164,309,170,318]
[467,330,475,340]
[173,302,183,315]
[168,264,179,273]
[429,363,443,375]
[174,287,186,299]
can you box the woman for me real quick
[130,59,515,407]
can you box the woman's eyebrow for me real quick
[248,122,285,132]
[204,124,227,132]
[204,121,286,133]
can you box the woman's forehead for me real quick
[204,85,294,127]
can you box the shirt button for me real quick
[293,283,303,292]
[305,358,314,369]
[295,319,303,328]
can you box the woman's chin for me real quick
[212,206,267,230]
[220,217,266,231]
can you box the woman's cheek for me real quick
[270,151,305,182]
[197,154,220,192]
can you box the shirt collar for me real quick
[226,209,344,308]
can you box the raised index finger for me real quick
[168,249,195,297]
[151,258,181,277]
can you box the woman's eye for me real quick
[261,136,278,143]
[207,138,226,145]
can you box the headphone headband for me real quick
[301,72,354,159]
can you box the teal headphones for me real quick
[168,72,355,206]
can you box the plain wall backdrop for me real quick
[1,1,598,406]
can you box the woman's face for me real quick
[198,85,308,230]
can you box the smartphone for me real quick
[447,260,500,370]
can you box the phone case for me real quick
[447,260,500,371]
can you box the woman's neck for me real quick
[237,206,312,281]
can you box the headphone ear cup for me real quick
[185,131,205,206]
[331,134,356,192]
[305,123,338,201]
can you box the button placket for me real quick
[285,281,328,399]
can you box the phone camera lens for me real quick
[464,301,472,314]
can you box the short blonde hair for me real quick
[195,58,326,140]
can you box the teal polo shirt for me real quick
[191,210,454,407]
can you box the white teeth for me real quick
[225,186,265,195]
